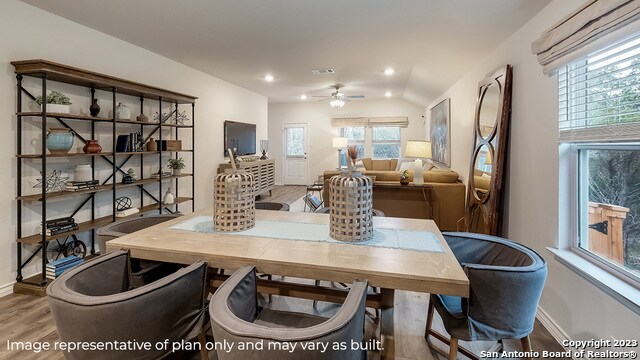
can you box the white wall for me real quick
[0,0,267,295]
[428,0,640,342]
[268,99,425,185]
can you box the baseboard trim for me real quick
[536,306,577,359]
[0,281,14,298]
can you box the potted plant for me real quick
[400,170,410,185]
[167,158,185,175]
[36,91,72,114]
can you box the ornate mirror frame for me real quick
[464,65,512,235]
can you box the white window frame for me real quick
[567,143,640,288]
[371,126,401,160]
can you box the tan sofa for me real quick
[323,158,465,231]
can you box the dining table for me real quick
[106,208,469,360]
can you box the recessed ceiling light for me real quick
[384,68,395,76]
[300,94,308,100]
[263,74,274,82]
[385,91,392,97]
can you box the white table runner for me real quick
[170,215,444,253]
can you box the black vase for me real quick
[89,98,100,117]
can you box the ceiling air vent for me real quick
[311,68,335,75]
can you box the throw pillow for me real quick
[398,161,414,173]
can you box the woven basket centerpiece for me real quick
[329,171,374,242]
[213,150,255,232]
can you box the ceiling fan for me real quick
[313,84,364,108]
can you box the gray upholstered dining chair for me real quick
[97,214,183,286]
[47,250,209,360]
[425,232,547,360]
[209,266,368,360]
[97,214,182,253]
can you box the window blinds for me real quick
[533,0,640,75]
[330,116,408,128]
[330,117,367,128]
[558,32,640,141]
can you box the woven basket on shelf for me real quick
[329,171,374,241]
[213,150,255,232]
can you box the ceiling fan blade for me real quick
[312,95,330,98]
[347,95,365,99]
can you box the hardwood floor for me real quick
[0,186,565,359]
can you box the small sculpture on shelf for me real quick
[163,187,175,205]
[136,113,148,122]
[146,137,158,151]
[115,196,139,217]
[122,172,134,184]
[400,170,410,185]
[115,102,131,120]
[89,98,100,117]
[136,133,144,152]
[126,168,138,181]
[154,110,189,125]
[83,139,102,154]
[31,170,70,193]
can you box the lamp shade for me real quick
[332,137,348,149]
[404,140,432,158]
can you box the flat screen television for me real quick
[224,121,256,156]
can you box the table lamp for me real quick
[332,137,348,169]
[404,140,432,185]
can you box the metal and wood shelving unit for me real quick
[12,59,197,296]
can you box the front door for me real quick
[283,123,308,185]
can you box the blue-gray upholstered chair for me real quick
[425,232,547,360]
[209,266,368,360]
[47,250,209,360]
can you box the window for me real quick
[340,126,365,166]
[560,34,640,285]
[372,126,401,159]
[285,127,305,157]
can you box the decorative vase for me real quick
[74,165,92,182]
[163,187,174,205]
[172,168,182,176]
[44,104,71,114]
[46,128,74,155]
[400,178,409,185]
[83,140,102,154]
[329,172,373,242]
[115,102,131,120]
[214,171,255,232]
[146,138,158,151]
[137,113,148,122]
[89,98,100,117]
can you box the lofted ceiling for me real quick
[21,0,551,106]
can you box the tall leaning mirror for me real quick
[463,65,512,235]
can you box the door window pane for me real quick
[286,127,304,157]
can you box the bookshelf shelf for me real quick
[13,59,197,294]
[17,174,193,202]
[16,197,193,244]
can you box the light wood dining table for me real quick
[106,208,469,359]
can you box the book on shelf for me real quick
[46,255,81,269]
[116,208,140,217]
[66,180,98,186]
[43,224,79,236]
[42,217,74,229]
[65,185,98,191]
